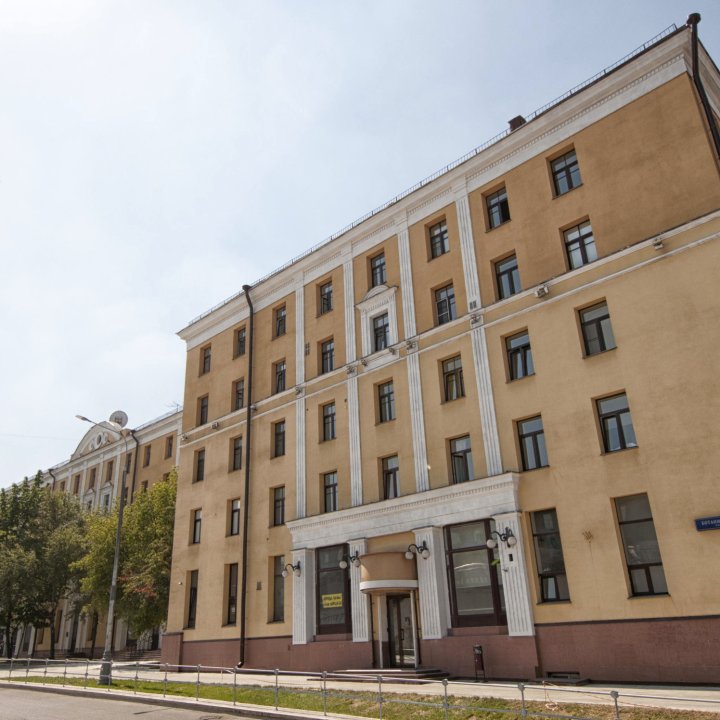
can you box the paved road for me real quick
[0,688,237,720]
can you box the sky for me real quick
[1,1,718,488]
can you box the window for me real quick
[272,556,285,622]
[226,563,238,625]
[323,471,338,513]
[442,356,465,401]
[320,338,335,374]
[486,187,510,229]
[59,481,66,493]
[382,456,399,500]
[143,445,151,467]
[378,381,395,423]
[564,220,597,269]
[531,509,569,602]
[370,253,386,287]
[73,475,80,494]
[89,468,97,488]
[197,395,209,426]
[580,302,616,356]
[191,509,202,544]
[274,360,286,394]
[429,220,449,258]
[274,305,287,337]
[194,449,205,483]
[229,499,241,536]
[495,254,521,300]
[101,493,111,511]
[200,345,211,375]
[518,416,548,470]
[165,435,173,459]
[615,494,667,596]
[235,326,246,357]
[506,331,534,380]
[322,403,336,442]
[105,460,114,484]
[435,284,456,325]
[450,436,474,483]
[316,545,351,633]
[273,421,286,458]
[597,393,637,452]
[319,281,333,314]
[233,378,245,411]
[231,436,243,472]
[124,453,132,474]
[272,486,285,526]
[445,520,505,626]
[373,313,390,352]
[551,149,582,196]
[186,570,198,629]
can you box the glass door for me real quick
[387,595,415,667]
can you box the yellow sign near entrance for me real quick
[321,593,343,608]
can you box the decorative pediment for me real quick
[70,422,116,460]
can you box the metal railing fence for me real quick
[3,658,719,720]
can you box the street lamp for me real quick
[76,411,131,685]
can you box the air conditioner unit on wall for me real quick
[211,421,220,430]
[535,284,549,298]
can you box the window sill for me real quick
[376,418,397,427]
[627,592,669,599]
[601,445,639,456]
[507,373,535,384]
[521,464,550,473]
[441,395,466,405]
[537,599,571,605]
[486,218,512,233]
[583,346,617,360]
[552,182,584,200]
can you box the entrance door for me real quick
[387,595,415,668]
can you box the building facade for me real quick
[163,23,720,683]
[13,410,182,659]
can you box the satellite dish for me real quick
[109,410,128,428]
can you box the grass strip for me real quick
[15,675,719,720]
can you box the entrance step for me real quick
[327,667,449,682]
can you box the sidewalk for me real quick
[1,661,719,716]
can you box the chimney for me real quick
[508,115,526,131]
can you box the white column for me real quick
[471,324,503,476]
[295,396,306,519]
[454,183,482,311]
[292,548,315,644]
[347,375,363,506]
[396,217,416,339]
[295,285,305,384]
[493,511,535,636]
[406,352,429,493]
[349,538,370,642]
[343,259,356,363]
[413,527,449,640]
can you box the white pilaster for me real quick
[470,324,503,476]
[347,375,363,506]
[295,396,306,519]
[348,538,370,642]
[406,352,429,493]
[396,217,416,339]
[454,184,482,311]
[343,259,357,363]
[292,548,315,644]
[295,285,305,384]
[413,527,450,640]
[492,511,535,636]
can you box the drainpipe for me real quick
[127,429,140,503]
[686,13,720,161]
[48,468,57,491]
[238,284,255,668]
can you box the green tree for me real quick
[118,471,177,634]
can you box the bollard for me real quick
[9,657,14,681]
[442,678,449,720]
[610,690,621,720]
[62,658,68,687]
[84,659,89,688]
[322,671,328,716]
[274,668,279,710]
[25,656,30,683]
[196,664,200,701]
[134,661,139,694]
[518,682,528,718]
[43,657,49,685]
[163,664,168,698]
[377,675,383,720]
[233,667,237,706]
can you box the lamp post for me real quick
[76,411,131,685]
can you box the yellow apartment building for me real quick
[13,409,182,659]
[163,20,720,683]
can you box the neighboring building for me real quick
[14,409,182,659]
[162,22,720,682]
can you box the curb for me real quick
[0,681,358,720]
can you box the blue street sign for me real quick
[695,516,720,531]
